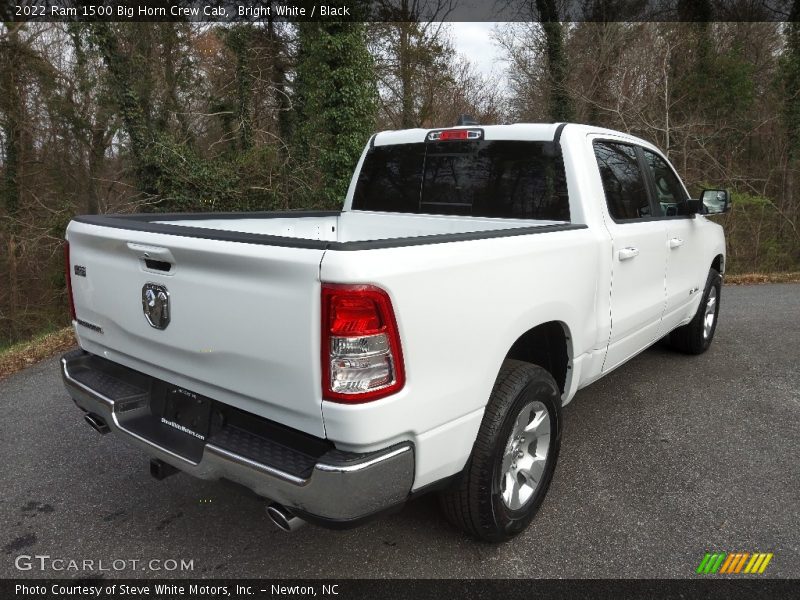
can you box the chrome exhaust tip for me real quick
[84,413,110,435]
[266,503,306,532]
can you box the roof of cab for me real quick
[373,123,562,146]
[372,122,656,150]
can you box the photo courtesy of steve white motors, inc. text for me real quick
[14,583,338,597]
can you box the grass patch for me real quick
[0,327,76,380]
[725,272,800,285]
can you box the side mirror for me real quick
[701,189,731,215]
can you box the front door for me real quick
[640,148,705,333]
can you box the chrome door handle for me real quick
[618,247,640,261]
[669,237,684,249]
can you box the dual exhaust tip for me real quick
[82,412,305,532]
[266,503,306,532]
[84,413,110,435]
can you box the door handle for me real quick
[669,237,684,249]
[618,247,640,261]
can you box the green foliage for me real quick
[729,190,771,208]
[86,20,377,212]
[86,23,285,213]
[781,3,800,158]
[0,25,24,222]
[681,28,754,125]
[3,19,800,349]
[293,20,378,207]
[87,23,161,196]
[711,43,755,121]
[141,133,239,211]
[224,25,254,151]
[722,190,800,274]
[149,138,300,213]
[537,0,573,122]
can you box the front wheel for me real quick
[668,268,722,354]
[438,360,562,542]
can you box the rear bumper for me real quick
[61,349,414,525]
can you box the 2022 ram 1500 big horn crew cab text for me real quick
[61,123,729,541]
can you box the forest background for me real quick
[2,0,799,348]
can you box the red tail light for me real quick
[439,129,470,141]
[427,128,483,142]
[64,241,76,322]
[321,284,405,403]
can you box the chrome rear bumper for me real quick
[61,350,414,524]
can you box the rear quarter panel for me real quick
[320,227,604,486]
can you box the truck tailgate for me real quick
[66,220,326,437]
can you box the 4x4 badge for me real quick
[142,283,170,330]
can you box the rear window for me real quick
[352,140,570,221]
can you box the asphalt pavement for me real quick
[1,284,798,579]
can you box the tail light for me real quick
[64,240,76,321]
[321,284,405,403]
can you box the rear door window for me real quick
[593,142,652,221]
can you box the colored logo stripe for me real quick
[696,553,713,574]
[697,552,773,575]
[718,553,736,573]
[720,553,748,573]
[745,553,773,574]
[696,553,727,574]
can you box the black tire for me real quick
[668,268,722,355]
[438,360,562,542]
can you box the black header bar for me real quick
[1,0,797,23]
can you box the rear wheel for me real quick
[669,268,721,354]
[438,360,562,542]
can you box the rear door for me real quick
[66,220,327,437]
[593,140,668,372]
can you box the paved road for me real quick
[1,284,798,579]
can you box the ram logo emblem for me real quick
[142,283,170,330]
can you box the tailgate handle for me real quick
[144,258,171,272]
[127,243,176,274]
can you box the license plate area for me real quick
[160,386,212,441]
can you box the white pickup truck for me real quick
[61,123,729,542]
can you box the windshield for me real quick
[352,140,570,221]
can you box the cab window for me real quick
[642,149,689,216]
[593,142,651,221]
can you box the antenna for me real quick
[455,114,479,126]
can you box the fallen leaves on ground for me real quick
[725,272,800,285]
[0,328,76,380]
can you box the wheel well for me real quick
[712,254,724,274]
[506,322,569,393]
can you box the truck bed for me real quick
[66,209,585,439]
[73,210,581,250]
